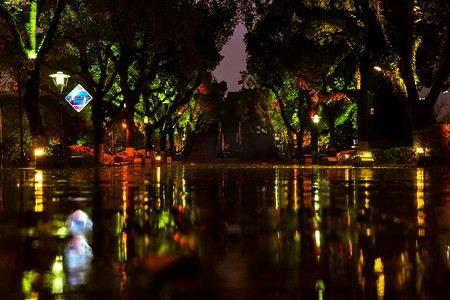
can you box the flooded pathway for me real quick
[0,164,449,299]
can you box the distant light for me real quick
[313,115,319,123]
[122,123,127,128]
[35,148,44,156]
[156,156,161,161]
[143,116,149,124]
[416,147,424,154]
[374,66,382,72]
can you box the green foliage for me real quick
[335,103,357,149]
[335,103,356,126]
[245,0,359,155]
[371,147,417,165]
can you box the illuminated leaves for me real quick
[196,83,208,95]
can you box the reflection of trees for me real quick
[3,166,450,299]
[89,168,123,295]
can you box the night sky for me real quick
[213,23,247,92]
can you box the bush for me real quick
[372,147,416,165]
[69,145,94,157]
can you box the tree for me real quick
[132,0,238,156]
[245,0,355,157]
[288,0,450,135]
[0,0,66,148]
[59,0,237,164]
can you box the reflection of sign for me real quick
[65,84,93,112]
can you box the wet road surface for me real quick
[0,164,449,299]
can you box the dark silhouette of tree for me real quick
[0,0,66,148]
[289,0,450,132]
[61,0,237,164]
[245,0,354,156]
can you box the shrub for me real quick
[69,145,94,157]
[372,147,416,165]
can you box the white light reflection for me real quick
[66,210,92,235]
[51,255,64,294]
[64,235,93,288]
[64,210,93,289]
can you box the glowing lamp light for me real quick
[143,116,149,124]
[122,123,127,128]
[313,115,319,123]
[374,66,382,72]
[156,156,161,161]
[35,148,44,156]
[362,151,373,157]
[416,147,424,154]
[50,72,70,93]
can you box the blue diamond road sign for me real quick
[65,84,93,112]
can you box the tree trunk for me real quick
[327,108,337,151]
[23,65,46,148]
[168,126,174,157]
[125,109,135,157]
[91,90,105,165]
[296,130,303,158]
[159,128,167,153]
[357,49,370,151]
[93,119,105,166]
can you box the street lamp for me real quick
[312,114,319,162]
[144,116,149,157]
[49,72,70,154]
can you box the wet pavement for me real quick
[0,164,449,300]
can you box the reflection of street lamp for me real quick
[49,72,70,154]
[312,114,319,162]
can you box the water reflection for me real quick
[65,210,93,289]
[0,165,449,299]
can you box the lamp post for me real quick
[49,72,70,154]
[144,116,149,157]
[312,114,319,163]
